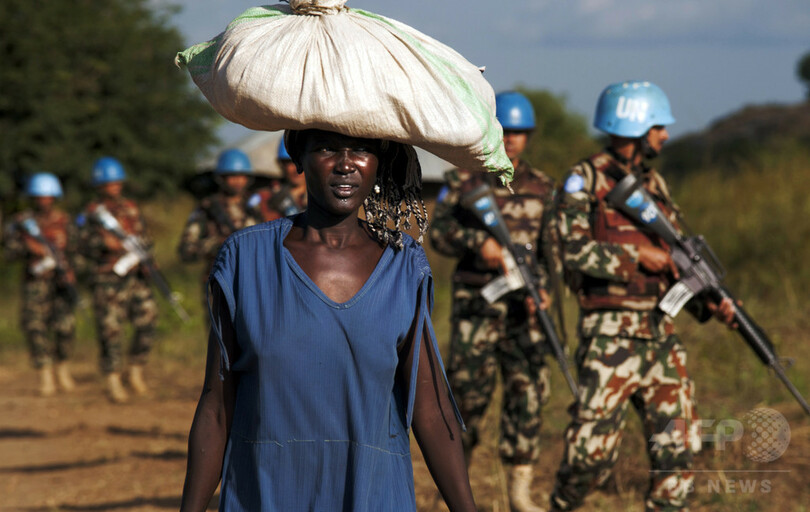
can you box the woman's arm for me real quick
[400,293,476,512]
[180,283,237,512]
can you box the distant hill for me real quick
[663,101,810,176]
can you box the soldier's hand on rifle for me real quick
[102,230,124,252]
[480,237,506,271]
[707,297,738,329]
[638,245,679,278]
[524,288,551,315]
[24,237,48,257]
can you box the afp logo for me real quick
[615,96,649,123]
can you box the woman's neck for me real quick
[296,209,369,249]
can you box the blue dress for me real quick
[208,217,460,511]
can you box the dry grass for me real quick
[1,157,809,510]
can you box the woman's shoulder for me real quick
[222,217,292,249]
[390,232,431,280]
[213,217,292,275]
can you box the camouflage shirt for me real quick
[177,192,262,275]
[78,196,153,275]
[4,208,77,281]
[430,160,558,290]
[558,150,708,338]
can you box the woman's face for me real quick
[301,131,381,217]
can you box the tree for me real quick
[797,51,810,100]
[0,0,221,206]
[516,88,601,180]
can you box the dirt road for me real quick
[0,356,520,512]
[2,353,807,511]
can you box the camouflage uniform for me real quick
[252,181,307,222]
[79,197,158,374]
[178,192,262,288]
[430,161,557,465]
[4,209,77,368]
[551,150,710,512]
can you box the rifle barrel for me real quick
[719,288,810,416]
[519,266,579,400]
[146,262,190,323]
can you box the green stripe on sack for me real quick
[226,5,287,31]
[176,6,288,78]
[353,9,513,182]
[176,37,220,77]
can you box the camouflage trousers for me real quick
[91,272,158,373]
[20,278,76,368]
[551,331,698,512]
[446,284,550,465]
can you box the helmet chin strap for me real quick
[607,143,645,175]
[638,131,659,160]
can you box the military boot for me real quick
[55,362,76,392]
[39,364,56,397]
[106,372,129,403]
[509,464,546,512]
[127,365,148,396]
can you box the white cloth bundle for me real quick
[176,0,513,182]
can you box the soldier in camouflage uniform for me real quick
[252,139,307,222]
[549,81,735,512]
[178,148,263,293]
[79,157,159,403]
[430,91,557,512]
[4,173,78,396]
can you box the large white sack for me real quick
[176,0,513,183]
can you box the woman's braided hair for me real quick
[284,129,428,249]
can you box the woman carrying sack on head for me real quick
[177,1,514,510]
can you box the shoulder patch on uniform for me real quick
[436,185,449,204]
[564,174,585,194]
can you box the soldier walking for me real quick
[549,81,735,512]
[79,157,159,403]
[178,148,263,294]
[4,173,78,396]
[430,91,557,512]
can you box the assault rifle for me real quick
[18,216,79,305]
[267,184,302,217]
[460,184,579,401]
[605,173,810,416]
[92,205,190,323]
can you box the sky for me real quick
[163,0,810,144]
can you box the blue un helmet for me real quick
[495,91,536,131]
[26,172,64,198]
[277,139,291,161]
[91,157,126,186]
[216,148,252,174]
[593,80,675,137]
